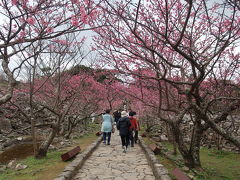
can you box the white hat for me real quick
[121,111,128,117]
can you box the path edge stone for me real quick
[138,136,171,180]
[54,136,102,180]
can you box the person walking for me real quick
[129,111,138,147]
[101,109,114,145]
[113,109,121,124]
[117,111,131,153]
[135,117,140,143]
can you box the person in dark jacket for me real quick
[117,111,131,153]
[113,109,121,124]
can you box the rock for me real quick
[7,159,17,169]
[0,118,11,131]
[15,164,28,170]
[160,135,168,141]
[0,165,7,172]
[72,135,79,139]
[154,163,163,167]
[17,137,23,141]
[182,166,189,172]
[188,174,195,179]
[25,107,30,111]
[60,141,65,146]
[3,139,18,148]
[184,137,191,142]
[49,144,57,150]
[151,136,161,142]
[0,138,6,143]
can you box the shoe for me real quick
[131,144,134,147]
[107,143,110,145]
[123,146,126,153]
[103,141,106,144]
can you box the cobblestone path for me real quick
[73,132,156,180]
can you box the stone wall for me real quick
[144,114,240,152]
[138,136,171,180]
[54,136,102,180]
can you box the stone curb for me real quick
[138,136,171,180]
[54,136,102,180]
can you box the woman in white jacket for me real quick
[101,109,114,145]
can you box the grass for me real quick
[0,133,98,180]
[197,147,240,180]
[142,136,240,180]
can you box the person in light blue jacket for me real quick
[101,109,114,145]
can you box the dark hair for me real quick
[105,109,111,113]
[129,111,136,116]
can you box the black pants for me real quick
[120,134,129,148]
[134,130,138,143]
[129,130,134,146]
[103,132,111,144]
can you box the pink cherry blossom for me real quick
[26,17,35,25]
[71,17,79,27]
[46,27,54,33]
[11,0,17,5]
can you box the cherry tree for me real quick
[9,33,89,157]
[0,0,100,105]
[226,0,240,10]
[93,0,240,168]
[95,69,127,110]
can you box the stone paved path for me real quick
[73,132,156,180]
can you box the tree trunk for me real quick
[36,123,59,158]
[30,58,38,157]
[31,117,38,157]
[65,122,74,139]
[166,123,177,155]
[188,121,203,169]
[172,122,202,169]
[172,138,177,155]
[181,153,200,169]
[209,118,240,148]
[0,49,16,105]
[59,124,65,136]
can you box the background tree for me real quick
[0,0,100,105]
[9,33,88,158]
[93,0,240,168]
